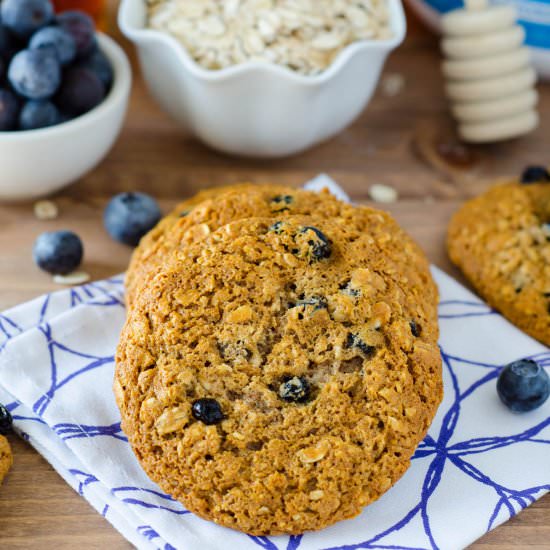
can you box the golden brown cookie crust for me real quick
[125,184,366,307]
[125,183,274,305]
[448,180,550,346]
[0,435,12,485]
[116,214,442,535]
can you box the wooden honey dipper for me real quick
[441,0,539,143]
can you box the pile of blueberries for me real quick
[0,0,113,131]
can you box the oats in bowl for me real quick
[146,0,392,75]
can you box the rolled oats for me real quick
[147,0,392,75]
[33,200,59,220]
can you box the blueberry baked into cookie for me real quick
[116,209,442,534]
[448,165,550,346]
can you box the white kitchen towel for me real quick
[0,176,548,550]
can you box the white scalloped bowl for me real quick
[0,34,132,201]
[119,0,406,158]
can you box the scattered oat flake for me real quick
[53,271,90,286]
[369,183,398,204]
[381,73,405,97]
[34,200,59,220]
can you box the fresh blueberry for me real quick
[497,359,550,413]
[0,403,12,435]
[0,25,18,62]
[346,333,375,357]
[19,99,60,130]
[8,48,61,100]
[520,165,550,184]
[77,48,113,89]
[298,226,331,261]
[410,321,422,337]
[56,11,96,58]
[56,67,105,116]
[33,230,83,275]
[1,0,54,40]
[0,88,19,130]
[279,376,310,403]
[29,26,76,66]
[192,398,224,425]
[104,192,162,247]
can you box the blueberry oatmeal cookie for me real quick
[115,215,442,535]
[448,165,550,346]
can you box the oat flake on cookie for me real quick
[147,0,392,75]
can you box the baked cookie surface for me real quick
[0,435,12,485]
[125,184,363,306]
[448,174,550,346]
[116,214,442,535]
[125,183,264,304]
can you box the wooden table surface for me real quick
[0,3,548,548]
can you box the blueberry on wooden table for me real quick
[0,88,20,131]
[0,403,13,435]
[19,100,60,130]
[192,398,224,425]
[104,192,162,247]
[1,0,54,40]
[8,48,61,100]
[33,230,83,275]
[30,26,77,66]
[497,359,550,412]
[520,165,550,184]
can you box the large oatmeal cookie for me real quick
[448,171,550,346]
[115,214,442,535]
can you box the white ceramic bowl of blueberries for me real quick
[0,0,132,201]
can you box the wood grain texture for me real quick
[0,1,548,548]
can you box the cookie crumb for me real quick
[369,183,398,204]
[53,271,90,286]
[34,200,58,220]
